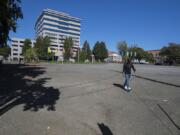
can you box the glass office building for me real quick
[35,9,81,60]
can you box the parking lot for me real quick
[0,63,180,135]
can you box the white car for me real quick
[140,60,149,64]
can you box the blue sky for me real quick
[10,0,180,51]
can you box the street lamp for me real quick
[91,54,94,64]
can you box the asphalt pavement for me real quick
[0,63,180,135]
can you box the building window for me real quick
[44,18,80,28]
[20,41,24,43]
[12,44,18,47]
[51,45,58,47]
[44,23,80,32]
[49,37,57,40]
[44,28,80,36]
[50,48,56,50]
[45,32,57,36]
[12,40,18,43]
[13,49,18,51]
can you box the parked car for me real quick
[104,58,113,63]
[140,60,149,64]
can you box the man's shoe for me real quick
[124,85,128,90]
[128,87,132,91]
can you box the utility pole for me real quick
[91,54,94,64]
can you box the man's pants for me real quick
[123,73,131,87]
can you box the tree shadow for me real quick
[98,123,113,135]
[0,64,60,115]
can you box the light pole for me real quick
[91,54,94,64]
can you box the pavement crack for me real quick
[157,104,180,130]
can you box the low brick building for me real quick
[146,50,164,64]
[146,50,160,58]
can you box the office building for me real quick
[11,38,35,60]
[35,9,81,60]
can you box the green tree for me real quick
[117,41,128,57]
[144,52,154,63]
[22,39,31,56]
[0,0,23,47]
[134,47,145,63]
[63,37,73,61]
[82,40,91,60]
[34,36,51,60]
[92,41,108,61]
[79,51,86,62]
[160,43,180,64]
[24,48,37,62]
[129,46,145,63]
[34,36,43,59]
[0,45,11,58]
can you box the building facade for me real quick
[146,50,162,64]
[146,50,160,58]
[105,51,122,63]
[11,38,35,60]
[35,9,81,60]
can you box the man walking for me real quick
[123,58,136,91]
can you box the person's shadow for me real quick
[113,83,130,92]
[113,83,124,89]
[98,123,113,135]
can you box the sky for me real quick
[10,0,180,51]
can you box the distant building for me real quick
[35,9,81,60]
[11,38,35,61]
[146,50,160,58]
[146,49,163,64]
[105,51,122,62]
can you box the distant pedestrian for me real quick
[123,58,136,91]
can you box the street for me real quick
[0,64,180,135]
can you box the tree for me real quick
[128,46,146,63]
[63,37,73,61]
[144,52,154,63]
[34,36,43,59]
[0,45,11,58]
[24,48,37,62]
[117,41,128,57]
[160,43,180,64]
[79,51,87,62]
[0,0,23,47]
[92,41,108,61]
[22,39,31,56]
[128,45,147,63]
[82,40,91,60]
[34,36,51,60]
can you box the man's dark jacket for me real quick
[123,62,136,74]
